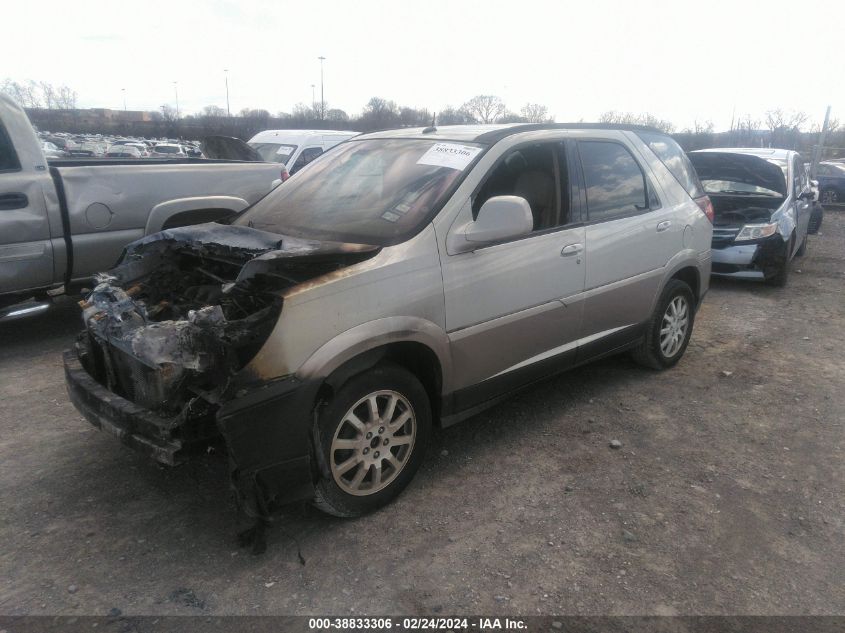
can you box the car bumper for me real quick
[64,345,318,516]
[710,235,787,280]
[64,348,187,465]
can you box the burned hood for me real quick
[123,223,379,262]
[200,136,264,161]
[688,151,787,197]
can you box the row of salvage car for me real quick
[1,93,826,547]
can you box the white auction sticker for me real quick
[416,143,482,171]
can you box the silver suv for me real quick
[65,124,713,520]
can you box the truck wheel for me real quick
[312,364,431,517]
[631,279,695,370]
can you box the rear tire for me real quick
[312,364,431,518]
[631,279,696,370]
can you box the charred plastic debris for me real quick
[74,222,379,467]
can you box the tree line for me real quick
[5,78,842,158]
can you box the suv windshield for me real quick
[236,138,484,245]
[250,142,297,163]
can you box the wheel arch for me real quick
[144,195,249,234]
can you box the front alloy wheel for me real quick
[330,390,416,496]
[821,189,839,205]
[313,364,431,517]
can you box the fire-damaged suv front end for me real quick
[64,222,379,515]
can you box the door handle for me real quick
[656,220,671,232]
[0,193,28,211]
[561,243,583,256]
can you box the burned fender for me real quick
[295,316,452,394]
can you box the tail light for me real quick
[695,195,714,223]
[280,167,290,182]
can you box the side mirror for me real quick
[465,196,534,244]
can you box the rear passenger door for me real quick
[575,139,679,358]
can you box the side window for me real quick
[578,141,648,222]
[0,122,21,172]
[635,130,705,199]
[290,146,323,174]
[472,142,571,231]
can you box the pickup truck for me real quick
[0,93,284,320]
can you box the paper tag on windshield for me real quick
[417,143,482,171]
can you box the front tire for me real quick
[631,279,696,370]
[312,364,431,517]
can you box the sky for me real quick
[3,0,843,131]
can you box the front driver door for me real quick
[441,140,586,412]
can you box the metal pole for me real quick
[173,82,179,118]
[811,106,832,177]
[318,56,326,120]
[224,69,230,116]
[311,84,316,111]
[122,88,126,111]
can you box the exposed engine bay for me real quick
[709,195,781,228]
[75,223,379,432]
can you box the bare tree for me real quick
[599,110,674,133]
[39,82,57,109]
[437,106,476,125]
[202,105,227,117]
[765,109,808,133]
[461,95,506,124]
[55,85,77,109]
[520,103,550,123]
[360,97,400,131]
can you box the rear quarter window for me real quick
[636,131,704,199]
[0,122,21,172]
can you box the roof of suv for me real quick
[354,123,663,144]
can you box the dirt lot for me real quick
[1,212,843,618]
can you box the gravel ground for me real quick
[0,211,843,617]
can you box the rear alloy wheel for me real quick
[631,279,695,370]
[312,364,431,517]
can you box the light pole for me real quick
[224,69,230,116]
[121,88,126,111]
[173,81,179,119]
[318,56,326,120]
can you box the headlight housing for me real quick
[735,223,778,242]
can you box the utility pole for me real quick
[224,69,230,116]
[121,88,126,111]
[811,106,832,177]
[318,56,326,120]
[173,81,179,119]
